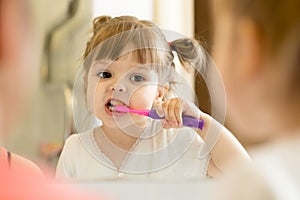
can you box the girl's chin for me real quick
[101,117,149,129]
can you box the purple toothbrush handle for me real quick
[149,110,204,130]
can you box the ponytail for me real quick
[169,38,208,75]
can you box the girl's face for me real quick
[86,54,165,130]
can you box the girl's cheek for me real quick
[129,86,157,109]
[86,82,103,113]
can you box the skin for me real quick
[157,97,250,177]
[86,54,167,147]
[86,58,162,130]
[86,53,250,177]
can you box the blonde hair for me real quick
[82,15,208,97]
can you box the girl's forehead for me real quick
[93,51,158,68]
[91,58,155,72]
[116,52,141,63]
[116,50,158,63]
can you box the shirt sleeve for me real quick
[55,134,80,180]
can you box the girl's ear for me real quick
[154,83,169,103]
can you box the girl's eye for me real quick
[97,71,112,78]
[130,74,145,82]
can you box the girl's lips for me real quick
[104,98,127,116]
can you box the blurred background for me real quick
[5,0,217,170]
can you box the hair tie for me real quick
[168,41,175,51]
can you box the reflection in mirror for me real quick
[55,13,249,182]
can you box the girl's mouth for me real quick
[105,99,127,113]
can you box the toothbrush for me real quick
[114,105,204,130]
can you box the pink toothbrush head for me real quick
[114,105,130,113]
[114,106,150,116]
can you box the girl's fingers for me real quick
[174,100,182,126]
[155,98,201,129]
[162,99,182,128]
[162,120,172,129]
[168,99,181,127]
[152,103,165,117]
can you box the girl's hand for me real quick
[153,98,201,129]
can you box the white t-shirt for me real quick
[56,121,210,181]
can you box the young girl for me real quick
[56,15,249,181]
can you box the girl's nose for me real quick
[110,84,126,92]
